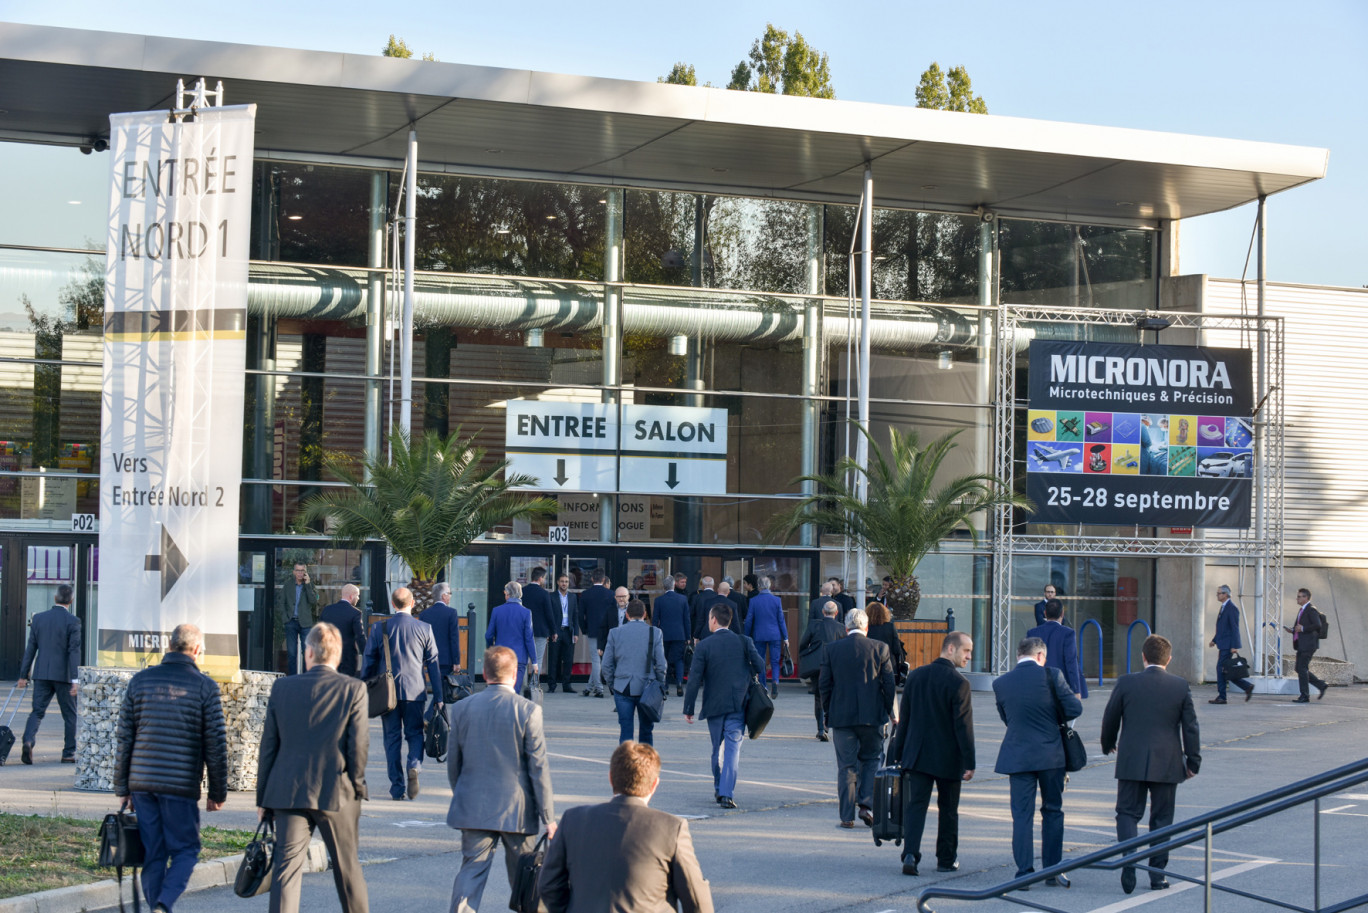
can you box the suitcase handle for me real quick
[1,683,29,724]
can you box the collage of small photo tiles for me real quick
[1026,411,1254,479]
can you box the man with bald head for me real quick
[320,583,367,677]
[361,587,441,801]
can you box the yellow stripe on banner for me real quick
[105,331,247,343]
[97,650,243,683]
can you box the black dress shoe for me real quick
[21,743,32,765]
[1294,695,1310,703]
[902,862,919,876]
[936,862,958,873]
[858,806,874,827]
[61,756,75,764]
[1318,684,1329,700]
[718,797,737,809]
[676,687,684,697]
[563,687,577,694]
[1208,697,1227,704]
[1046,874,1071,888]
[1151,878,1170,890]
[1121,867,1136,894]
[1244,687,1253,701]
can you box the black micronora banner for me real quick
[1025,341,1254,529]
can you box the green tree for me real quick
[727,24,834,98]
[915,62,987,113]
[383,34,437,62]
[771,426,1030,619]
[301,427,554,609]
[659,63,697,86]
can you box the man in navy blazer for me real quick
[683,603,765,809]
[17,583,82,764]
[318,584,367,677]
[1208,584,1252,703]
[819,608,895,828]
[578,570,614,697]
[744,576,788,697]
[361,587,441,801]
[1033,584,1058,628]
[1027,599,1087,699]
[993,636,1083,886]
[653,573,692,696]
[487,581,538,694]
[523,567,559,688]
[421,583,463,677]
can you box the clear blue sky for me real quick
[7,0,1365,287]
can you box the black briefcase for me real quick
[871,766,904,847]
[234,818,275,898]
[508,832,548,913]
[425,707,450,763]
[1222,651,1252,681]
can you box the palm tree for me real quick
[772,425,1031,619]
[301,426,555,610]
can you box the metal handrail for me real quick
[917,756,1368,913]
[1079,618,1104,685]
[1125,619,1153,674]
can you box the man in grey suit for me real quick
[602,599,667,745]
[1101,634,1201,894]
[539,741,713,913]
[819,607,896,829]
[447,646,556,913]
[682,603,765,809]
[993,636,1083,888]
[17,582,82,764]
[257,622,370,913]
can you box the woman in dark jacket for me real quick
[865,601,907,673]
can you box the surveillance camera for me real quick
[92,138,109,153]
[980,210,996,223]
[79,145,93,155]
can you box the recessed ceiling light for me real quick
[546,215,557,220]
[286,214,303,221]
[67,200,82,205]
[1116,201,1136,207]
[495,229,511,235]
[598,199,607,204]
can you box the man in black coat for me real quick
[682,603,765,809]
[318,583,367,677]
[113,623,228,913]
[1101,634,1201,894]
[547,573,579,693]
[800,600,845,739]
[17,582,82,764]
[808,581,836,626]
[888,631,976,877]
[1285,587,1329,702]
[578,569,614,697]
[993,636,1083,886]
[524,567,559,687]
[818,608,895,828]
[653,573,692,696]
[689,577,718,641]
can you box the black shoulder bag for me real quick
[638,627,666,724]
[98,810,145,913]
[1046,672,1087,772]
[742,635,775,739]
[366,620,397,718]
[509,832,549,913]
[234,816,275,897]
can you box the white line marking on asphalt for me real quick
[1332,793,1368,800]
[391,820,443,827]
[549,751,831,796]
[1320,804,1356,814]
[1324,809,1368,817]
[1081,858,1276,913]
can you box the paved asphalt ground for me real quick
[2,675,1366,913]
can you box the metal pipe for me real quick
[1255,195,1267,674]
[855,164,873,607]
[601,189,624,543]
[800,204,823,548]
[1314,796,1321,912]
[365,171,386,469]
[1204,821,1213,913]
[400,127,417,435]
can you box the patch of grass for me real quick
[0,813,255,899]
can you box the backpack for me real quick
[1317,609,1330,640]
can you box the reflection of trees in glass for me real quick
[825,206,980,303]
[257,163,375,266]
[999,221,1153,302]
[25,255,103,467]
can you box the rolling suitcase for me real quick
[871,766,903,847]
[0,683,27,765]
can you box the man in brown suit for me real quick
[539,741,712,913]
[257,622,370,913]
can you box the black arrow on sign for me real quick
[143,526,187,600]
[665,462,680,489]
[553,458,569,486]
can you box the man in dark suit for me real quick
[597,586,630,656]
[683,603,765,809]
[653,573,692,696]
[421,583,463,678]
[1209,584,1252,703]
[819,608,895,828]
[1033,584,1058,628]
[447,646,556,913]
[993,636,1083,887]
[486,581,538,694]
[578,569,614,697]
[257,622,370,913]
[540,741,713,913]
[829,577,855,616]
[800,600,845,740]
[808,581,836,626]
[547,573,578,694]
[17,582,82,764]
[318,583,367,677]
[277,562,319,675]
[689,576,718,641]
[360,587,441,801]
[889,631,976,876]
[698,584,741,638]
[1285,587,1329,702]
[1027,599,1087,699]
[1101,634,1201,894]
[524,567,558,687]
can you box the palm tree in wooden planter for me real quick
[302,426,555,610]
[772,424,1031,619]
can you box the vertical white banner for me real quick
[99,105,255,680]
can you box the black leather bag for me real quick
[508,832,548,913]
[425,706,450,762]
[98,811,145,913]
[780,641,794,678]
[365,620,397,718]
[233,817,275,898]
[638,628,665,724]
[741,635,775,738]
[1222,651,1252,681]
[1046,674,1087,772]
[443,671,475,703]
[798,639,824,679]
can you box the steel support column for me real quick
[601,189,624,543]
[400,128,417,436]
[365,171,386,470]
[800,203,823,548]
[855,165,873,606]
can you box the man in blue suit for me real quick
[1027,599,1087,699]
[361,587,441,800]
[683,603,765,809]
[993,636,1083,887]
[578,570,614,697]
[523,567,559,688]
[744,576,788,698]
[17,583,82,764]
[421,583,463,676]
[1032,584,1058,628]
[653,573,692,696]
[487,581,538,694]
[1209,584,1252,703]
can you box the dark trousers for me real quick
[134,792,201,913]
[284,618,310,675]
[1008,768,1066,877]
[1115,779,1177,883]
[1216,648,1252,699]
[381,699,426,798]
[832,724,882,823]
[22,678,77,757]
[903,770,962,867]
[613,692,656,745]
[548,627,575,687]
[811,684,827,734]
[1295,650,1327,698]
[271,804,368,913]
[664,640,686,687]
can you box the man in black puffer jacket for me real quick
[114,623,229,913]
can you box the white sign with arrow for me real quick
[505,400,617,492]
[618,404,727,496]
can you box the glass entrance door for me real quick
[0,535,92,678]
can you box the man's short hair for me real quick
[758,575,772,590]
[391,587,414,610]
[827,576,843,588]
[1298,587,1312,599]
[55,583,74,605]
[591,568,606,584]
[609,741,660,797]
[1044,599,1064,620]
[530,566,547,583]
[505,580,523,599]
[1217,584,1231,597]
[845,607,868,631]
[342,583,361,602]
[744,573,758,590]
[1142,634,1172,666]
[822,600,839,617]
[701,576,714,589]
[432,582,450,601]
[717,581,731,594]
[169,623,203,654]
[820,581,833,595]
[1018,636,1046,657]
[307,622,342,665]
[484,646,517,682]
[710,603,733,628]
[942,630,971,652]
[673,572,688,585]
[626,599,647,619]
